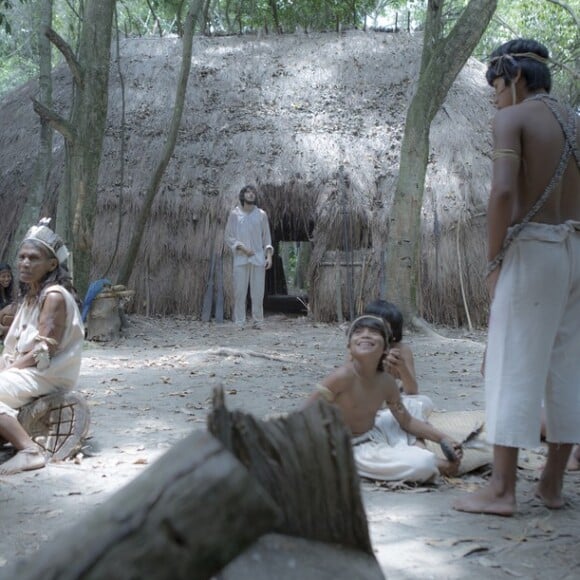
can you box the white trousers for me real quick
[486,221,580,448]
[233,263,265,326]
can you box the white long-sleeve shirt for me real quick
[225,206,273,267]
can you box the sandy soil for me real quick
[1,315,579,579]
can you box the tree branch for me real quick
[423,0,497,118]
[31,98,76,142]
[545,0,580,29]
[45,27,83,89]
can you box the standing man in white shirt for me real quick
[225,185,273,329]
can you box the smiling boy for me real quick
[310,316,462,482]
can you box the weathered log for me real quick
[217,533,385,580]
[3,431,281,580]
[208,386,374,555]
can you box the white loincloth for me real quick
[352,395,439,483]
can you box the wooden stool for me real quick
[17,391,90,461]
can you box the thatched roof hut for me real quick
[0,31,494,326]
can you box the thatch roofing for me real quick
[0,31,494,325]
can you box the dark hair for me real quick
[486,39,551,93]
[239,184,259,205]
[347,315,388,372]
[0,262,14,309]
[364,299,403,343]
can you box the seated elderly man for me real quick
[0,219,84,475]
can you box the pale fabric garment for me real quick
[232,263,266,326]
[352,395,439,483]
[486,221,580,448]
[225,205,273,326]
[0,285,84,418]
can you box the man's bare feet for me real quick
[453,484,516,517]
[0,447,46,475]
[566,445,580,471]
[535,478,566,509]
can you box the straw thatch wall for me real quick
[0,31,493,325]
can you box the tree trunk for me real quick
[208,387,375,555]
[116,0,205,287]
[6,431,281,580]
[11,0,54,260]
[384,0,498,320]
[39,1,116,297]
[268,0,282,33]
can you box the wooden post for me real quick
[5,431,281,580]
[208,387,374,555]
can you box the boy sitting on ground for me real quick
[309,315,462,483]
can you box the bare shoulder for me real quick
[41,290,66,310]
[493,107,522,133]
[321,364,355,395]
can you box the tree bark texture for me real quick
[384,0,498,320]
[11,0,54,262]
[4,431,281,580]
[208,387,374,555]
[53,0,115,297]
[116,0,205,287]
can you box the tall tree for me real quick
[383,0,498,319]
[117,0,206,286]
[12,0,54,255]
[31,1,116,296]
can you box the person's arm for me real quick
[225,210,252,257]
[261,212,274,270]
[487,109,521,300]
[386,342,418,395]
[10,292,66,370]
[386,387,462,456]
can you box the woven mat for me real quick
[425,410,491,475]
[425,410,549,474]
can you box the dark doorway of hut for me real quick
[264,241,310,316]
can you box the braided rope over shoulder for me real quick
[487,94,579,276]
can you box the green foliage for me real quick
[0,0,576,103]
[476,0,579,105]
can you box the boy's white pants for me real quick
[233,263,265,326]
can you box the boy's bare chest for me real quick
[348,379,385,411]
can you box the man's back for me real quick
[502,98,580,224]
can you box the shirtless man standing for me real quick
[454,39,580,516]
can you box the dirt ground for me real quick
[1,314,579,579]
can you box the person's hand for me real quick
[385,348,405,378]
[265,255,272,270]
[237,244,254,257]
[440,438,463,462]
[1,315,14,326]
[486,267,500,301]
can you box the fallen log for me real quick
[208,386,374,555]
[217,533,384,580]
[3,431,281,580]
